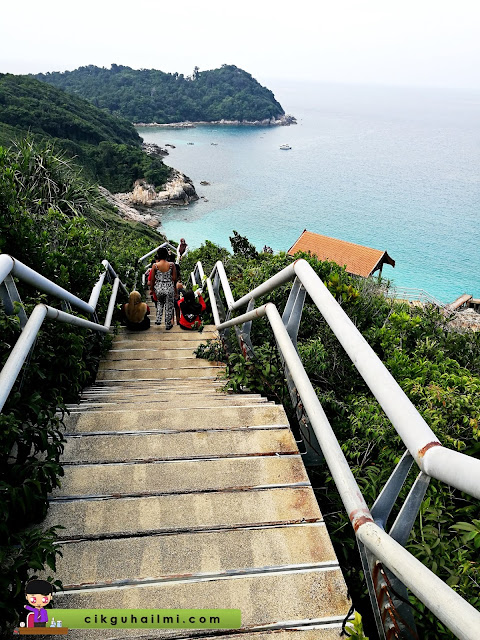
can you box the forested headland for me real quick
[33,64,287,124]
[0,74,170,192]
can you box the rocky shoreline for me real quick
[99,169,198,230]
[448,308,480,332]
[134,114,297,128]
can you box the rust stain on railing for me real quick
[418,441,441,458]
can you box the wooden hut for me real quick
[287,230,395,277]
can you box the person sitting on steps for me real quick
[177,289,206,331]
[150,247,176,329]
[121,291,151,331]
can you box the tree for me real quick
[229,230,258,259]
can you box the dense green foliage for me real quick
[0,74,170,191]
[188,237,480,640]
[0,139,162,634]
[34,64,286,123]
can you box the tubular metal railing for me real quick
[384,285,454,314]
[192,257,480,640]
[0,254,128,413]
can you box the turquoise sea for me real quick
[138,81,480,303]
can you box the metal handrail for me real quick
[195,257,480,640]
[384,285,453,312]
[0,254,128,413]
[138,242,177,265]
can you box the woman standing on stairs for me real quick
[150,247,176,329]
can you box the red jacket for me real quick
[177,295,206,329]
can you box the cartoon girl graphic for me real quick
[24,579,54,627]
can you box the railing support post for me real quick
[1,275,29,328]
[235,299,255,359]
[282,277,306,351]
[104,278,120,329]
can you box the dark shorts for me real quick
[125,316,151,331]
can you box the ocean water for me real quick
[137,82,480,303]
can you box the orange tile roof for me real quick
[287,230,395,277]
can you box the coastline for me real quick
[100,169,198,231]
[134,114,297,128]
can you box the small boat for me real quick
[279,144,291,150]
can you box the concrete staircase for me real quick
[45,319,351,639]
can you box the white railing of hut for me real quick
[384,285,454,314]
[191,257,480,640]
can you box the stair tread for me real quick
[55,524,337,588]
[53,570,350,636]
[62,428,295,463]
[45,486,322,538]
[53,455,308,498]
[64,405,289,433]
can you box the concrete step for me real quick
[114,324,216,334]
[59,631,349,640]
[75,390,264,401]
[67,397,270,411]
[84,380,226,390]
[98,358,218,371]
[56,523,337,588]
[64,405,289,433]
[52,455,307,498]
[73,395,265,406]
[110,341,215,352]
[112,330,216,343]
[44,623,349,640]
[96,367,224,381]
[45,486,322,538]
[62,428,296,463]
[53,569,350,636]
[104,348,216,360]
[83,381,225,392]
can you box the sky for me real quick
[1,0,480,90]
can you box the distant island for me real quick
[33,64,295,126]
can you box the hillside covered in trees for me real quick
[0,74,170,192]
[34,64,286,123]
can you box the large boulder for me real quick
[119,171,199,208]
